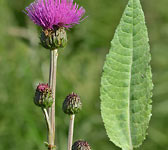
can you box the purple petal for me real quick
[24,0,86,29]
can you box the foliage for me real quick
[0,0,168,150]
[100,0,152,149]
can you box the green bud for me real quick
[62,92,82,115]
[40,27,67,50]
[34,83,53,108]
[72,140,91,150]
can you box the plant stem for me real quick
[68,114,75,150]
[48,49,58,150]
[42,108,51,132]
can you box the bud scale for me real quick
[72,140,91,150]
[34,83,53,108]
[62,92,82,115]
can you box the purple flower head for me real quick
[37,83,49,92]
[25,0,86,30]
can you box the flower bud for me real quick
[72,140,91,150]
[40,26,67,50]
[34,83,53,108]
[62,92,82,115]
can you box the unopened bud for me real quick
[40,26,67,50]
[62,92,82,115]
[72,140,91,150]
[34,83,53,108]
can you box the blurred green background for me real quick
[0,0,168,149]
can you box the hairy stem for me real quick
[48,49,58,150]
[68,114,75,150]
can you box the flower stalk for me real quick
[62,92,82,150]
[48,49,58,150]
[42,108,51,132]
[68,114,75,150]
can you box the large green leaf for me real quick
[100,0,153,150]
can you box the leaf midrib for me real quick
[127,0,134,149]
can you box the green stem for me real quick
[42,108,51,132]
[48,49,58,150]
[68,114,75,150]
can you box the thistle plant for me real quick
[24,0,88,150]
[24,0,153,150]
[63,92,82,150]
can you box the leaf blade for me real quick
[100,0,153,149]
